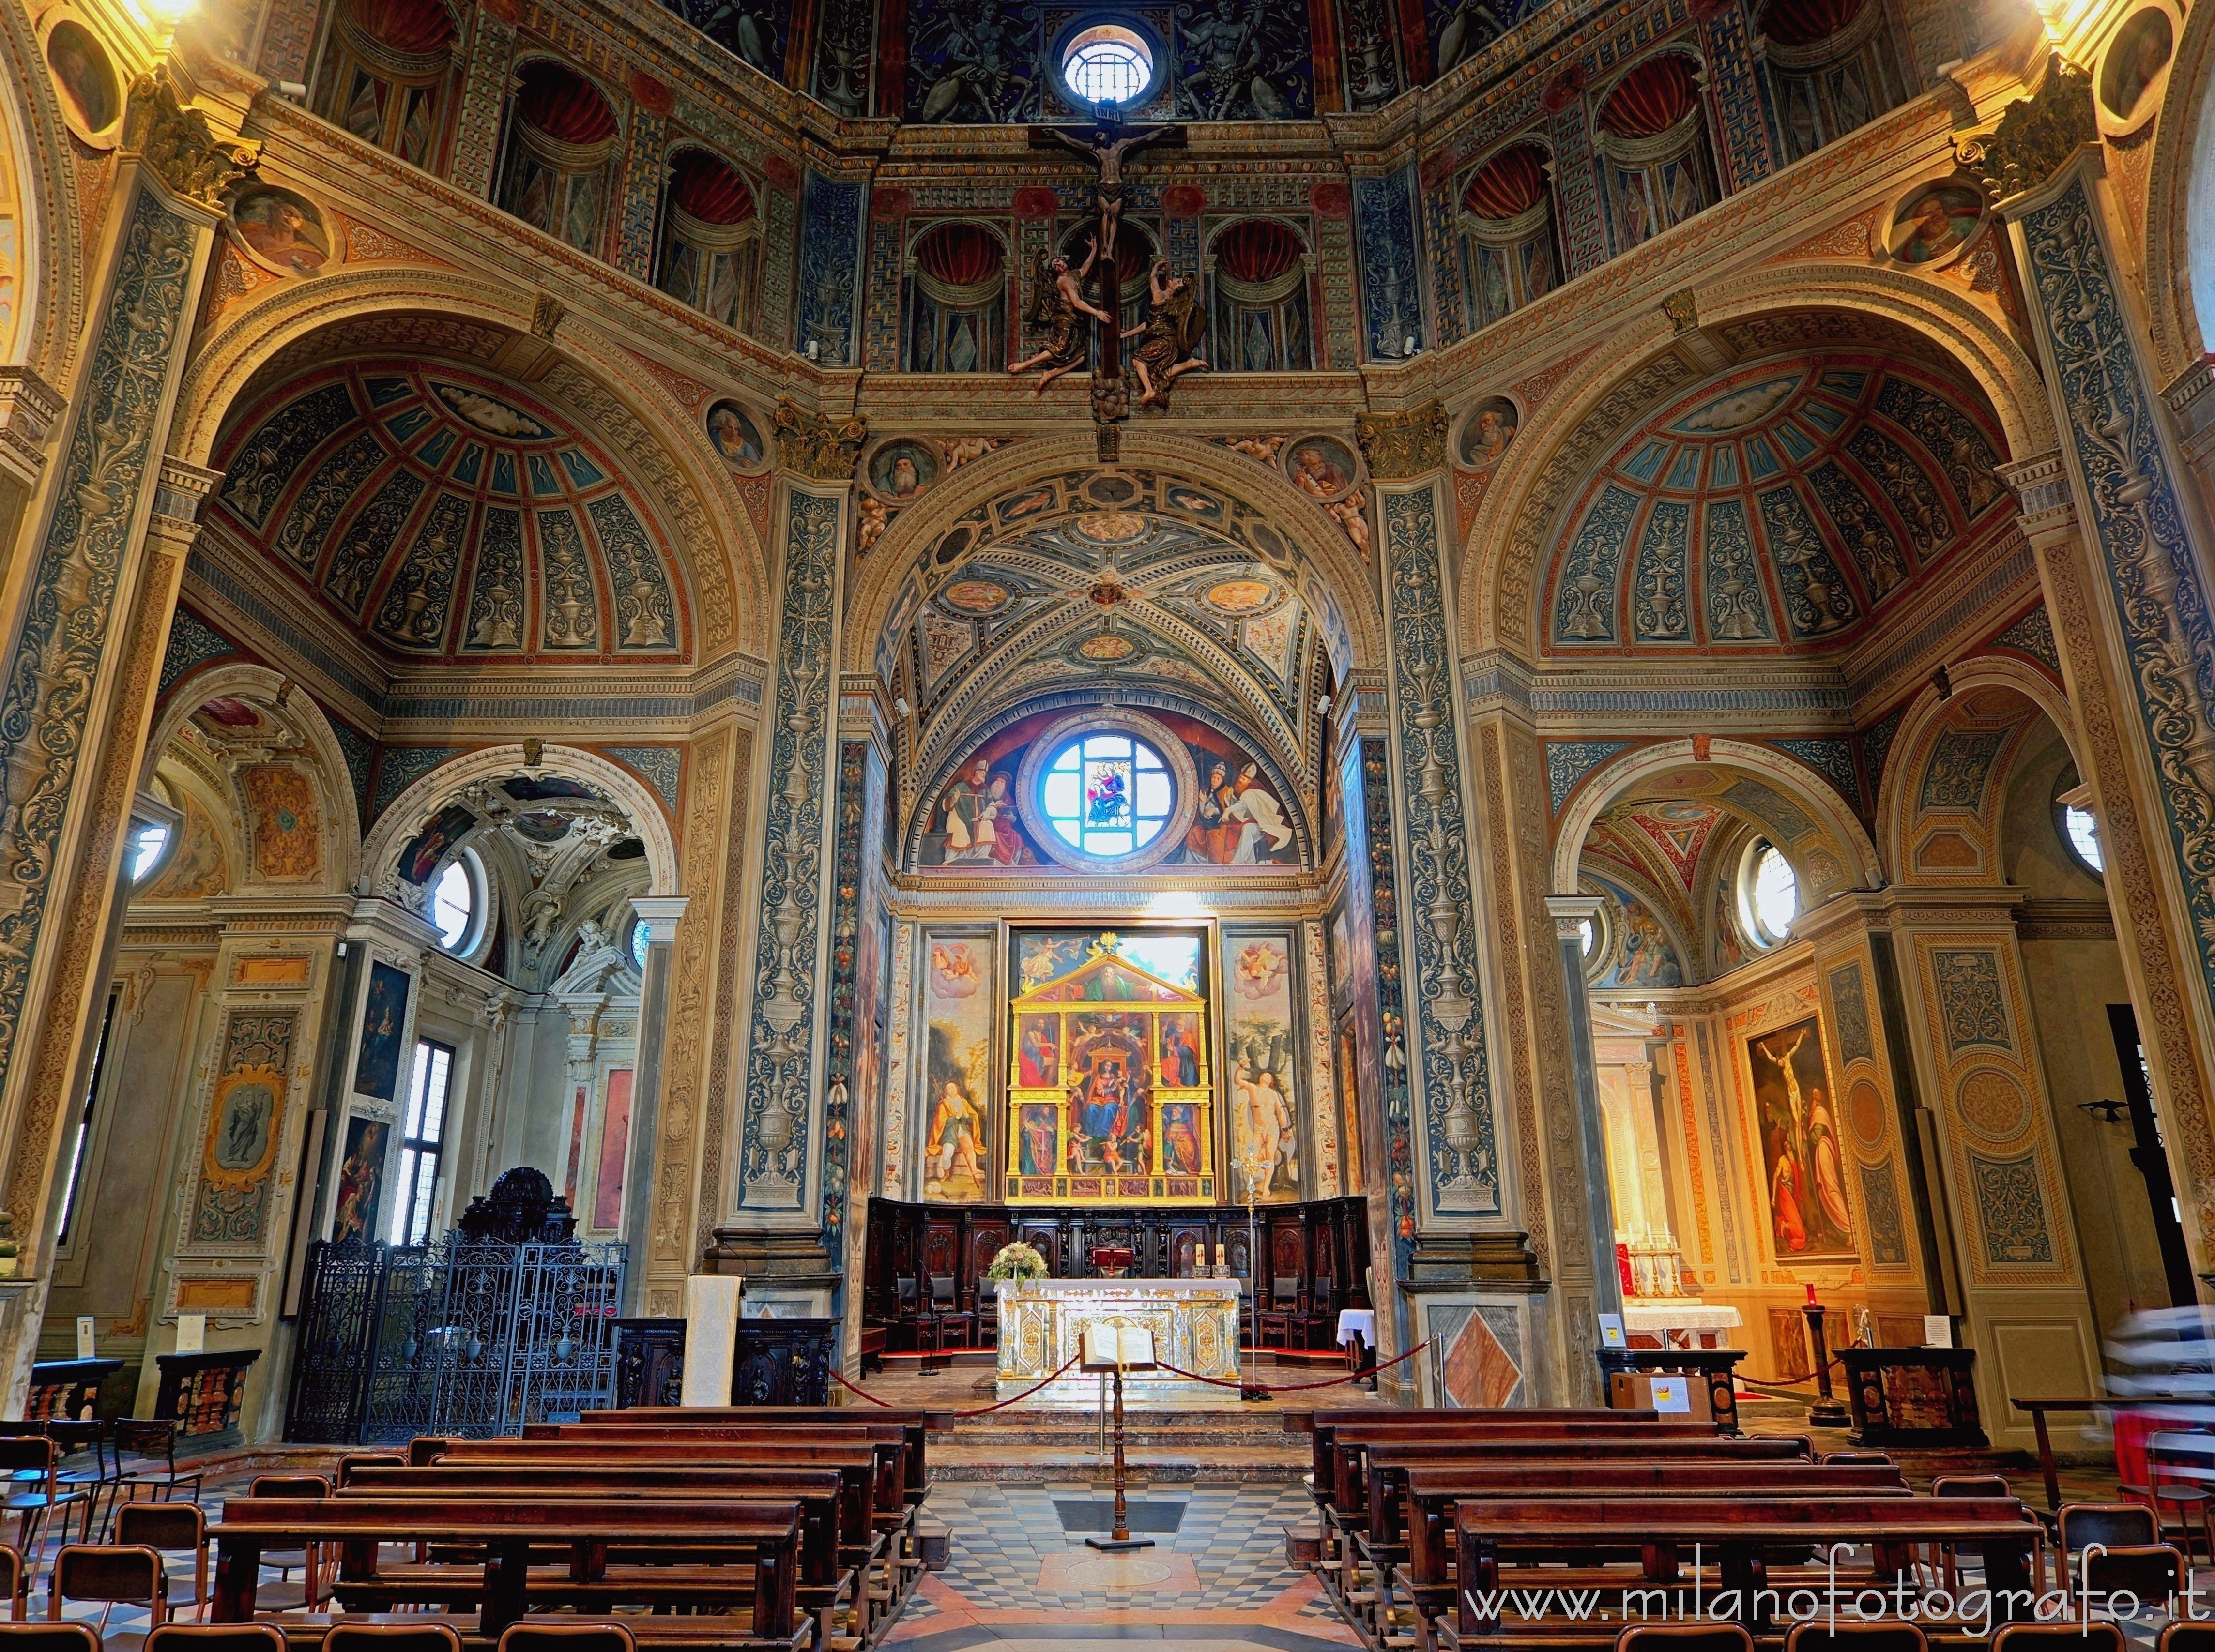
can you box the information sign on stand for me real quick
[1081,1322,1158,1553]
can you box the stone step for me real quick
[930,1440,1312,1482]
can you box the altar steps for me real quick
[932,1400,1315,1482]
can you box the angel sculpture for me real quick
[1127,259,1208,409]
[1009,237,1111,394]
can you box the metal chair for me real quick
[494,1623,638,1652]
[110,1508,201,1624]
[0,1442,91,1574]
[46,1545,166,1637]
[104,1429,195,1521]
[323,1625,463,1652]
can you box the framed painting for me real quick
[1748,1015,1856,1260]
[332,1113,388,1244]
[352,962,411,1101]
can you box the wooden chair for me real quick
[46,1545,166,1637]
[0,1623,98,1652]
[323,1624,463,1652]
[2078,1542,2184,1609]
[1616,1628,1755,1652]
[1785,1625,1927,1652]
[493,1623,638,1652]
[2058,1502,2157,1587]
[2161,1623,2215,1652]
[1928,1474,2033,1594]
[1256,1277,1301,1347]
[1991,1625,2126,1652]
[111,1507,202,1623]
[142,1625,285,1652]
[0,1546,28,1621]
[244,1478,327,1612]
[1820,1450,1894,1465]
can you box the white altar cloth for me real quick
[995,1278,1244,1405]
[1623,1303,1743,1346]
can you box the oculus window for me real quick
[432,852,483,953]
[1740,839,1798,947]
[2063,803,2103,873]
[1039,731,1172,860]
[1061,25,1152,104]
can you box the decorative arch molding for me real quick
[1874,655,2082,884]
[900,684,1315,873]
[843,428,1389,679]
[1457,277,2055,657]
[2147,0,2215,374]
[360,742,680,898]
[1549,735,1882,897]
[139,661,366,893]
[160,271,770,662]
[0,0,84,379]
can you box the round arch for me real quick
[139,662,368,894]
[2145,0,2215,375]
[1550,735,1884,897]
[843,427,1388,680]
[0,0,86,379]
[1874,655,2083,884]
[1456,277,2054,657]
[360,742,681,898]
[161,270,771,662]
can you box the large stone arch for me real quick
[162,270,772,663]
[0,0,87,380]
[1551,736,1884,898]
[359,742,680,898]
[842,427,1390,681]
[140,661,368,894]
[1457,278,2054,657]
[2146,0,2215,376]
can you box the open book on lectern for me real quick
[1080,1324,1158,1371]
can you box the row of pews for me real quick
[1284,1407,2068,1652]
[208,1407,943,1652]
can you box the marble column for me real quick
[1546,894,1624,1324]
[620,894,687,1312]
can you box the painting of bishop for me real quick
[921,933,993,1200]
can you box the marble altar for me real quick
[996,1278,1244,1404]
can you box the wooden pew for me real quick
[1324,1423,1779,1518]
[209,1497,804,1643]
[562,1408,944,1504]
[1449,1495,2039,1634]
[527,1424,914,1509]
[1287,1410,1662,1501]
[430,1432,909,1522]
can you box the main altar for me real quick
[996,1278,1244,1404]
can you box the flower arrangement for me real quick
[984,1242,1048,1282]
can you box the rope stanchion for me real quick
[832,1352,1087,1417]
[831,1368,894,1406]
[1152,1339,1429,1395]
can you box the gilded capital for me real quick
[1356,400,1449,480]
[123,66,260,208]
[1955,53,2096,200]
[773,397,869,482]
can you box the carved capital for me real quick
[1998,449,2077,537]
[123,65,260,208]
[1955,53,2096,200]
[149,456,224,540]
[773,398,868,481]
[1356,399,1449,479]
[1545,892,1604,944]
[0,368,65,493]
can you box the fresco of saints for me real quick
[926,1079,984,1190]
[1019,1020,1059,1087]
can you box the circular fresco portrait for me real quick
[1075,511,1146,542]
[1073,631,1138,662]
[232,186,332,276]
[940,576,1011,615]
[2102,7,2173,122]
[1460,397,1520,469]
[1887,182,1984,265]
[868,438,940,501]
[706,400,767,472]
[1204,576,1280,616]
[46,21,118,137]
[1283,435,1359,501]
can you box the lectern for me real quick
[1082,1321,1156,1551]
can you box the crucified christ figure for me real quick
[1030,108,1186,263]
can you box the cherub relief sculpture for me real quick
[1127,260,1208,409]
[1011,238,1112,394]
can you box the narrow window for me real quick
[55,991,120,1246]
[389,1038,455,1245]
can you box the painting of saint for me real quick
[1017,1103,1058,1176]
[1161,1103,1202,1174]
[2105,9,2172,118]
[1285,438,1356,500]
[926,1078,984,1196]
[935,760,1003,864]
[332,1115,387,1244]
[1461,398,1519,470]
[1065,1045,1151,1175]
[922,928,993,1200]
[1187,762,1295,865]
[1890,186,1983,265]
[1225,931,1301,1201]
[1750,1016,1854,1258]
[46,22,117,132]
[1017,1014,1060,1087]
[706,400,764,470]
[1619,171,1654,247]
[353,962,410,1101]
[232,188,330,275]
[1158,1013,1201,1086]
[399,804,476,886]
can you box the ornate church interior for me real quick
[3,0,2215,1631]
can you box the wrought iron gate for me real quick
[287,1236,625,1442]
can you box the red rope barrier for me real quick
[832,1352,1088,1417]
[1151,1339,1430,1394]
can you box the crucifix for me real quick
[1029,105,1185,408]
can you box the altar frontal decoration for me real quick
[1007,928,1214,1204]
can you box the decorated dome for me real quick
[1539,349,2009,654]
[209,364,690,663]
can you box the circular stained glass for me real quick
[1039,731,1173,859]
[1062,25,1153,105]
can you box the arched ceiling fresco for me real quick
[1536,346,2010,655]
[878,466,1352,812]
[206,363,693,665]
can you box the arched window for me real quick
[906,224,1007,372]
[1459,142,1558,328]
[660,150,759,333]
[318,0,456,167]
[1738,838,1798,947]
[1208,220,1312,372]
[499,61,618,254]
[432,849,486,953]
[1594,54,1716,254]
[1038,730,1174,860]
[1759,0,1906,162]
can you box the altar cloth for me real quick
[995,1278,1245,1405]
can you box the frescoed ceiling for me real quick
[880,467,1350,824]
[1538,348,2010,655]
[205,363,693,666]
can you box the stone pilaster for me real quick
[620,893,687,1312]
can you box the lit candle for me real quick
[1804,1283,1817,1305]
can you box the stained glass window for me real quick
[1038,732,1173,860]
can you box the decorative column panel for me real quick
[1983,64,2215,1262]
[0,90,248,1355]
[1696,0,1775,191]
[1362,402,1498,1225]
[611,109,670,283]
[827,684,890,1373]
[795,173,867,366]
[0,370,65,568]
[447,3,519,200]
[619,893,687,1312]
[1351,166,1424,363]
